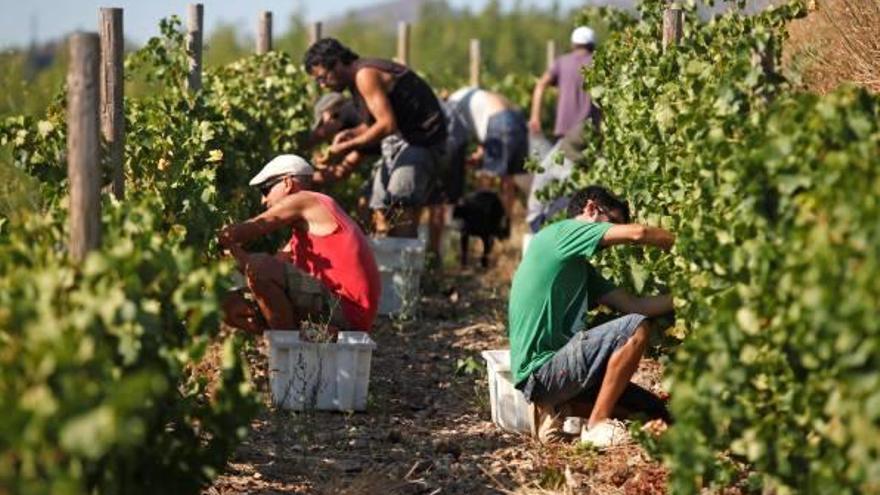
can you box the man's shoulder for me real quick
[448,86,472,102]
[277,191,325,210]
[354,58,405,80]
[524,221,566,256]
[541,218,579,232]
[532,219,566,238]
[298,190,339,208]
[544,219,612,249]
[559,51,592,68]
[353,63,395,92]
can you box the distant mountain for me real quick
[323,0,430,30]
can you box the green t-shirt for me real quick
[508,219,617,385]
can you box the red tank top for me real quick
[285,193,381,331]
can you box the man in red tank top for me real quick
[219,154,381,335]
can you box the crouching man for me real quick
[219,154,381,335]
[508,186,674,447]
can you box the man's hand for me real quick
[528,117,542,135]
[218,226,236,250]
[218,226,250,271]
[332,129,357,146]
[327,129,360,158]
[325,131,350,157]
[329,141,348,157]
[466,146,484,168]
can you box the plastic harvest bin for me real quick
[370,237,426,316]
[481,349,533,433]
[267,331,376,412]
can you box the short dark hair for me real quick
[573,43,596,53]
[566,185,630,223]
[303,38,359,72]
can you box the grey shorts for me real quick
[518,314,647,406]
[369,135,441,209]
[483,109,528,176]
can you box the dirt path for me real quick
[207,241,667,495]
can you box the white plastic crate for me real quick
[266,330,376,412]
[481,349,533,434]
[370,237,426,316]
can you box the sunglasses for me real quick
[259,176,286,197]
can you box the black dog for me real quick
[452,190,510,268]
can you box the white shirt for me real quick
[448,86,494,143]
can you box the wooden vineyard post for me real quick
[186,3,203,91]
[99,7,124,200]
[546,39,557,71]
[308,22,322,46]
[662,6,683,51]
[469,39,480,87]
[397,22,410,66]
[257,11,272,54]
[68,33,102,262]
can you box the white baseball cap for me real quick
[249,154,315,187]
[571,26,596,46]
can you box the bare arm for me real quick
[600,224,675,250]
[218,194,309,248]
[529,71,553,134]
[331,69,397,155]
[227,242,250,273]
[598,288,673,317]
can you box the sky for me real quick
[0,0,587,49]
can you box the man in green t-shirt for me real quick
[508,185,675,447]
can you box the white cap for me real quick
[571,26,596,46]
[249,154,315,187]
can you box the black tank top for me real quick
[350,58,447,148]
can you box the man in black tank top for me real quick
[304,39,446,150]
[303,38,448,244]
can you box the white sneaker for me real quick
[580,419,630,448]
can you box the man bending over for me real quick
[219,154,381,335]
[447,86,530,221]
[303,38,448,241]
[508,186,674,446]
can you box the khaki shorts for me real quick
[236,262,348,329]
